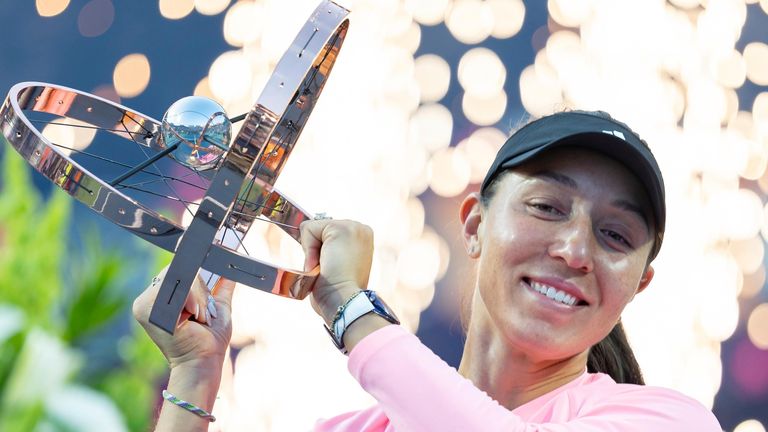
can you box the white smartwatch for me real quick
[325,290,400,354]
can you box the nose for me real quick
[548,215,595,273]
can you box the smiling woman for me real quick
[134,110,722,431]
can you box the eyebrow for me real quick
[532,170,650,232]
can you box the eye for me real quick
[601,229,632,249]
[528,202,565,217]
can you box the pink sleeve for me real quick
[347,325,721,432]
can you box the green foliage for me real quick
[61,236,129,343]
[0,149,168,430]
[0,149,69,331]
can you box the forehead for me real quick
[502,147,653,214]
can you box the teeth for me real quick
[530,281,578,306]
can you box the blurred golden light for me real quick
[428,147,471,197]
[747,303,768,349]
[487,0,525,39]
[407,197,425,239]
[159,0,194,20]
[42,120,73,155]
[735,419,767,432]
[406,0,451,26]
[193,76,215,100]
[223,1,263,47]
[519,64,563,117]
[388,19,422,55]
[208,51,253,102]
[408,103,453,152]
[729,236,765,274]
[458,48,506,98]
[710,188,764,240]
[462,90,507,126]
[544,31,586,89]
[397,235,442,288]
[741,266,766,299]
[414,54,451,103]
[407,146,431,196]
[713,49,747,89]
[685,80,728,130]
[112,53,151,98]
[547,0,593,28]
[695,253,741,341]
[744,42,768,86]
[36,0,69,17]
[741,142,767,180]
[760,201,768,241]
[457,127,506,183]
[423,226,451,281]
[42,117,97,157]
[445,0,493,44]
[754,92,768,136]
[724,88,740,125]
[194,0,229,15]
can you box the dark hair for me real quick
[586,321,645,385]
[474,110,649,385]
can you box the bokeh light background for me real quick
[1,0,768,430]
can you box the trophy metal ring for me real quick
[0,0,350,334]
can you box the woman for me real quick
[133,111,723,431]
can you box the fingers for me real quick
[132,265,169,325]
[298,219,375,290]
[300,218,333,272]
[211,277,235,308]
[133,266,219,330]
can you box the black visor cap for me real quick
[480,111,666,260]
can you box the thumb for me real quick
[212,277,236,309]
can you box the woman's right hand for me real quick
[132,266,235,370]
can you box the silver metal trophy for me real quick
[0,1,350,334]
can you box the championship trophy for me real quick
[0,1,349,334]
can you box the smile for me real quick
[524,278,589,307]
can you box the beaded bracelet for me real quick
[162,389,216,422]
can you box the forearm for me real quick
[154,361,223,432]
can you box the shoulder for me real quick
[571,373,722,430]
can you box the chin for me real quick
[504,323,588,361]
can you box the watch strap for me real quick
[324,290,399,354]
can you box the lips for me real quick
[523,277,589,306]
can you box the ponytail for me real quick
[587,321,645,385]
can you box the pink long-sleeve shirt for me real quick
[315,325,722,431]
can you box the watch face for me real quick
[366,291,400,325]
[325,290,401,354]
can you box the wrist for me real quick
[324,290,400,354]
[313,282,362,325]
[168,352,226,373]
[157,362,223,430]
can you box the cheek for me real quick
[599,259,646,306]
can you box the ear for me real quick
[460,192,483,259]
[635,265,655,295]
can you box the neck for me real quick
[457,311,589,411]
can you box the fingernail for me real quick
[205,309,211,326]
[193,304,200,321]
[207,295,218,319]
